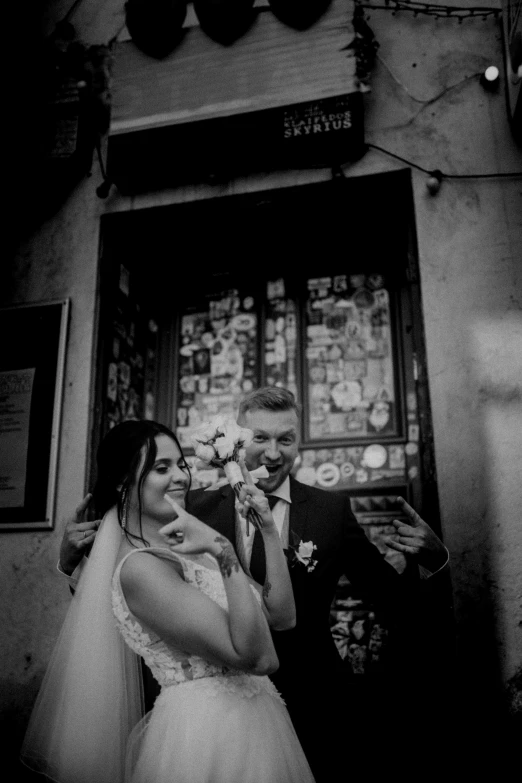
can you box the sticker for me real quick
[326,344,342,362]
[307,277,332,298]
[275,317,285,334]
[193,349,211,375]
[181,315,194,337]
[343,360,367,380]
[408,466,419,479]
[295,466,317,486]
[373,289,389,306]
[316,462,341,488]
[201,331,214,348]
[367,274,385,290]
[353,288,375,309]
[180,376,196,393]
[333,275,348,292]
[267,279,285,300]
[316,449,331,463]
[355,468,369,484]
[176,426,193,448]
[231,313,256,332]
[309,364,327,383]
[362,444,387,469]
[265,319,276,340]
[340,461,355,479]
[198,377,209,393]
[331,381,362,410]
[325,413,347,434]
[326,363,343,384]
[389,445,406,469]
[274,334,286,363]
[188,406,202,427]
[408,424,420,442]
[405,442,418,456]
[301,450,316,467]
[368,401,390,431]
[346,410,367,433]
[118,362,131,389]
[333,448,346,465]
[107,363,117,401]
[344,340,366,360]
[346,321,362,339]
[407,392,417,412]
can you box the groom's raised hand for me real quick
[59,494,97,575]
[383,497,448,573]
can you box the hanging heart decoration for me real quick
[125,0,188,59]
[268,0,332,31]
[193,0,256,46]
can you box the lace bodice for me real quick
[111,548,281,701]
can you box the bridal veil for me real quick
[21,508,144,783]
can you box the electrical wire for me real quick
[356,0,501,20]
[365,143,522,179]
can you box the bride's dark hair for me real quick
[92,420,191,546]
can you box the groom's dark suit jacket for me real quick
[188,476,426,773]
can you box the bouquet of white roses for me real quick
[191,415,264,533]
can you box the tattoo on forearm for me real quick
[262,580,272,600]
[214,536,239,579]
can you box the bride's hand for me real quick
[159,496,230,556]
[236,458,276,534]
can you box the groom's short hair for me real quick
[238,387,301,418]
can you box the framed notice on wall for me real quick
[0,300,69,530]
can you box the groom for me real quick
[189,387,450,782]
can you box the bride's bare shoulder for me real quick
[119,546,184,592]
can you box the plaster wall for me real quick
[2,0,521,757]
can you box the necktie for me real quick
[248,495,279,585]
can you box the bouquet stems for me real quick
[231,481,263,535]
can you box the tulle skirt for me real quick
[125,673,315,783]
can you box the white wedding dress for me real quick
[112,548,315,783]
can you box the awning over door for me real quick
[108,1,364,192]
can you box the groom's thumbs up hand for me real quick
[383,497,448,572]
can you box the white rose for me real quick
[221,419,243,441]
[214,435,235,460]
[192,420,217,444]
[212,414,228,432]
[297,541,316,562]
[194,443,217,463]
[238,427,254,447]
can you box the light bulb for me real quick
[426,170,442,196]
[480,65,500,91]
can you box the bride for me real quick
[21,420,315,783]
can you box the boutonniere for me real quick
[286,531,318,573]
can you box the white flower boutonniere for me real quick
[287,532,318,573]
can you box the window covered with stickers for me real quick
[296,270,411,496]
[175,290,259,450]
